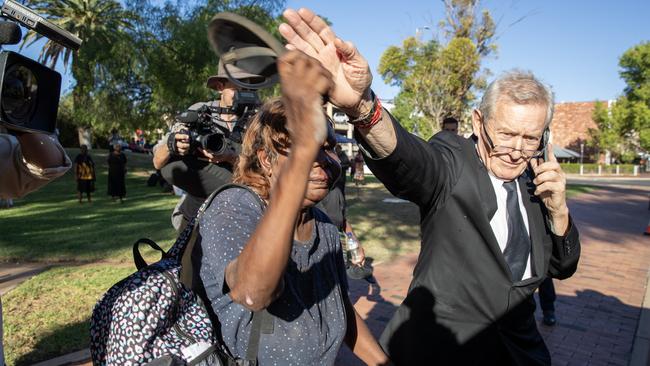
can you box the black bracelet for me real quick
[348,90,378,125]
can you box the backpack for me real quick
[90,184,270,366]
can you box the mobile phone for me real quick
[541,128,550,161]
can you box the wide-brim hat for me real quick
[207,12,286,90]
[206,60,265,90]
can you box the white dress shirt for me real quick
[488,174,532,280]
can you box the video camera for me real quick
[175,89,261,156]
[0,0,81,134]
[167,11,287,158]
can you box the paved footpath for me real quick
[336,186,650,366]
[0,263,50,296]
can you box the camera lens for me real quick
[203,133,226,154]
[1,64,38,126]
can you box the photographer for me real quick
[0,126,71,366]
[153,61,263,231]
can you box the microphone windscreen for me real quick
[0,21,22,45]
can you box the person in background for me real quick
[107,143,127,203]
[108,128,121,152]
[0,198,13,209]
[538,277,557,326]
[441,116,459,134]
[153,61,261,232]
[74,144,95,203]
[317,144,373,281]
[353,150,365,186]
[428,116,459,144]
[1,126,71,366]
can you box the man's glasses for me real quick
[481,124,544,159]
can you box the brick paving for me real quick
[336,186,650,365]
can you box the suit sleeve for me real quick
[355,111,463,210]
[547,216,580,280]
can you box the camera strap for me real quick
[167,131,182,156]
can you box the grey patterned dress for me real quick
[193,187,349,365]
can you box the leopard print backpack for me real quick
[90,184,268,366]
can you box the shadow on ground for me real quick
[338,280,644,366]
[11,320,89,366]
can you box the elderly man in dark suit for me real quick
[280,8,580,365]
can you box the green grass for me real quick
[2,264,133,366]
[345,181,421,263]
[0,162,595,365]
[0,149,178,262]
[566,184,595,198]
[561,163,639,175]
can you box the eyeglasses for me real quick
[481,124,544,159]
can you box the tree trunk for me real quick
[77,126,93,149]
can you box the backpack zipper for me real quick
[160,269,198,344]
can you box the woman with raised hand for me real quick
[193,50,389,365]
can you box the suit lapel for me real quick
[518,169,545,282]
[471,151,512,277]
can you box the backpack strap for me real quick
[179,183,271,365]
[133,238,167,270]
[180,183,265,287]
[241,310,274,364]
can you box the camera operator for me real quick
[153,61,263,231]
[0,125,71,366]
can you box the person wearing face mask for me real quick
[279,8,580,365]
[191,51,389,366]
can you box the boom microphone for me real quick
[1,0,81,50]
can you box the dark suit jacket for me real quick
[358,115,580,365]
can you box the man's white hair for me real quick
[479,70,555,127]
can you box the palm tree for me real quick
[21,0,136,137]
[23,0,135,66]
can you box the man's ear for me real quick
[256,149,272,176]
[471,109,482,137]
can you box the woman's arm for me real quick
[224,151,316,310]
[224,51,333,312]
[343,295,391,365]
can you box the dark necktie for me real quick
[503,181,531,282]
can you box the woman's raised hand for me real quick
[278,50,333,153]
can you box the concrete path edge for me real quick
[629,266,650,366]
[31,349,90,366]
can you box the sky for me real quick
[287,0,650,103]
[6,0,650,104]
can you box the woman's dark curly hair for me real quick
[233,98,292,200]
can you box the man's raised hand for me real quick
[531,144,570,235]
[279,8,372,115]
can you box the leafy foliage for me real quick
[589,41,650,162]
[617,41,650,152]
[378,0,496,138]
[27,0,285,142]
